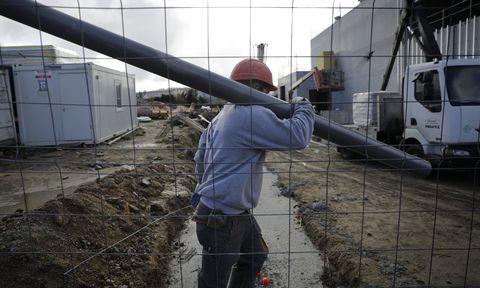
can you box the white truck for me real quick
[340,59,480,167]
[338,1,480,167]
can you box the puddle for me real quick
[0,185,79,215]
[168,168,324,287]
[0,167,119,214]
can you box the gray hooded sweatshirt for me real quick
[194,103,314,214]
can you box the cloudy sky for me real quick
[0,0,359,92]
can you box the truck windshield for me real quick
[445,66,480,106]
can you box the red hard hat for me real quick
[230,58,277,92]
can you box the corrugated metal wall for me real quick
[402,16,480,67]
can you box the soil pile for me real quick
[267,147,480,287]
[0,161,196,288]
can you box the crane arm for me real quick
[381,0,442,91]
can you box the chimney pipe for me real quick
[256,43,266,63]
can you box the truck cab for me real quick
[404,59,480,166]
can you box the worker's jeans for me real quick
[195,204,268,288]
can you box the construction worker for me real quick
[192,58,315,288]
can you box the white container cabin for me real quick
[13,63,137,146]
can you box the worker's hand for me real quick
[290,96,312,114]
[291,96,310,104]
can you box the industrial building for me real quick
[277,69,340,113]
[277,71,316,101]
[307,0,480,124]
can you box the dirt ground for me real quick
[1,113,479,287]
[266,142,480,287]
[0,119,200,214]
[0,119,200,288]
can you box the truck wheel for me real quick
[405,144,424,158]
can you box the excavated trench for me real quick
[168,168,324,288]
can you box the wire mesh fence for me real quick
[0,0,479,287]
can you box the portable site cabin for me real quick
[0,68,15,144]
[13,63,137,146]
[0,45,79,146]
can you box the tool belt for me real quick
[192,202,248,229]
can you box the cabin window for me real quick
[115,81,122,109]
[445,66,480,106]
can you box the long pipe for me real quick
[0,0,431,176]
